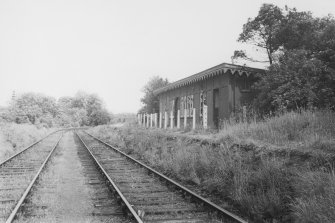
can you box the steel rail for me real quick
[0,133,55,167]
[5,131,64,223]
[75,131,143,223]
[0,128,68,167]
[84,131,248,223]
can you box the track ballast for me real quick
[76,131,247,223]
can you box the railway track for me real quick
[0,130,63,222]
[76,130,247,223]
[13,131,130,223]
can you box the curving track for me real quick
[76,130,247,223]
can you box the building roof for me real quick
[154,62,265,95]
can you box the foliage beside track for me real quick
[88,109,335,223]
[0,91,111,127]
[0,123,53,163]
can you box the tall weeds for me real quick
[0,123,52,162]
[89,109,335,222]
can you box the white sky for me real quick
[1,0,334,113]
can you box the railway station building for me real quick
[138,62,264,129]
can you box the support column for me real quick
[140,114,143,126]
[184,109,187,128]
[159,112,162,128]
[143,114,146,127]
[155,113,158,128]
[164,112,168,129]
[150,114,153,128]
[170,111,173,129]
[177,110,180,129]
[146,114,150,128]
[192,108,196,130]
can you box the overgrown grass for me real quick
[0,122,53,162]
[218,110,335,148]
[88,109,335,222]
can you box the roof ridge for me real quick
[154,62,265,95]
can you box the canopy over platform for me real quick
[154,62,265,95]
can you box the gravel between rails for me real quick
[13,131,131,223]
[0,132,63,222]
[77,131,223,223]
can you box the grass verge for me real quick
[0,122,54,162]
[88,110,335,222]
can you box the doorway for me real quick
[213,89,219,128]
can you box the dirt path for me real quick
[14,131,129,223]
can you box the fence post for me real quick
[177,110,180,129]
[192,108,196,130]
[184,109,187,128]
[164,112,168,129]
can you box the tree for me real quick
[10,93,58,125]
[140,76,169,113]
[277,9,335,69]
[310,16,335,69]
[234,5,335,68]
[233,4,284,65]
[253,50,335,113]
[233,4,335,114]
[89,109,111,126]
[0,91,111,127]
[277,8,316,51]
[58,92,111,126]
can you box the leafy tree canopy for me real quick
[254,50,335,113]
[234,4,335,67]
[1,92,111,127]
[234,4,335,114]
[140,76,169,113]
[234,3,284,64]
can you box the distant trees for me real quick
[66,92,111,126]
[140,76,169,113]
[234,4,335,113]
[0,92,111,127]
[8,93,58,126]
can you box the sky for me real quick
[1,0,334,113]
